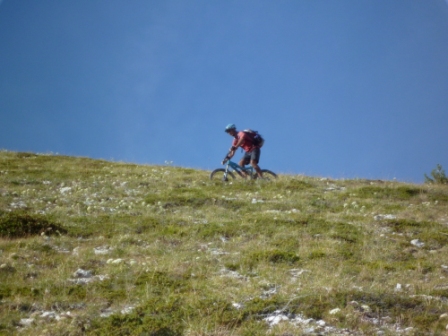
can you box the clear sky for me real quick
[1,1,448,183]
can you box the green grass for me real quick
[1,150,448,335]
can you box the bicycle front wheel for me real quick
[210,169,236,181]
[261,169,277,180]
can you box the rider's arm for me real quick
[222,136,240,164]
[227,137,240,158]
[222,149,234,164]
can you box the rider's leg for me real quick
[251,160,263,178]
[250,148,263,178]
[239,155,250,178]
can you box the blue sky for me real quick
[1,1,448,183]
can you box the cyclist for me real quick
[222,123,263,178]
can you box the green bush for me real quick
[425,164,448,184]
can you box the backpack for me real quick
[243,129,265,148]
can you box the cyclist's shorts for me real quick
[242,147,260,165]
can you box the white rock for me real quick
[72,247,80,256]
[94,246,112,255]
[232,302,243,309]
[316,320,326,327]
[59,187,72,194]
[361,304,371,312]
[121,306,135,314]
[107,258,123,264]
[374,214,396,221]
[73,269,92,278]
[410,239,424,248]
[210,248,229,256]
[289,268,309,277]
[19,318,34,327]
[41,311,57,319]
[264,313,289,326]
[304,327,316,333]
[329,308,341,315]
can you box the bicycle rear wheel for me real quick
[210,169,236,181]
[261,169,277,180]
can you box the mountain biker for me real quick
[222,123,263,178]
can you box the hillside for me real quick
[1,150,448,335]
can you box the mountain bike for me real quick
[210,159,277,181]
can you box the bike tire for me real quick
[261,169,277,180]
[210,169,236,181]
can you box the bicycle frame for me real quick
[225,160,255,179]
[210,158,277,181]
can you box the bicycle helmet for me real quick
[225,123,236,132]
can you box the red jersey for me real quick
[232,131,258,152]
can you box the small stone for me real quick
[374,214,396,221]
[361,304,371,312]
[107,258,123,264]
[19,318,34,327]
[73,269,92,278]
[59,187,72,194]
[72,247,80,256]
[41,311,56,319]
[232,302,243,309]
[121,306,135,314]
[316,320,326,327]
[264,314,289,326]
[329,308,341,315]
[94,246,112,255]
[410,239,424,248]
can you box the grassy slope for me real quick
[1,150,448,335]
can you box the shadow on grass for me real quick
[0,211,67,238]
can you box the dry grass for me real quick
[1,150,448,335]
